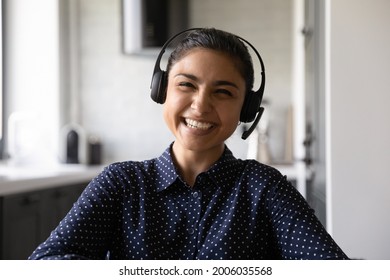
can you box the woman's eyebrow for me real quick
[174,73,198,81]
[174,73,239,89]
[214,80,239,89]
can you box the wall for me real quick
[73,0,167,163]
[69,0,293,163]
[328,0,390,259]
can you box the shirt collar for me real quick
[154,145,180,192]
[154,144,242,192]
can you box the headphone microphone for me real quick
[241,107,265,140]
[150,28,266,140]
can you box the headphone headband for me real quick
[150,28,266,140]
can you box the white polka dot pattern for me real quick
[29,145,348,260]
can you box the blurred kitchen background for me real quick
[0,0,389,260]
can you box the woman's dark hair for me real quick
[166,28,255,92]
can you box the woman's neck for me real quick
[171,142,224,187]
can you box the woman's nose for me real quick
[191,91,212,114]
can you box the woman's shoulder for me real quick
[99,158,159,183]
[240,158,284,178]
[106,158,156,171]
[85,158,159,196]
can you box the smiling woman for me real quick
[163,49,246,186]
[29,28,348,260]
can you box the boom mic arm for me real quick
[241,107,264,140]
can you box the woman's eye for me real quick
[178,82,194,89]
[215,89,233,96]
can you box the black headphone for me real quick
[150,28,265,140]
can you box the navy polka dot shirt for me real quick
[29,145,348,260]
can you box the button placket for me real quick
[187,189,201,234]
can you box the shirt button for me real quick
[188,228,195,235]
[192,192,199,198]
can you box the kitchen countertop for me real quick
[0,163,104,196]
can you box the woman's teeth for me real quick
[185,118,213,130]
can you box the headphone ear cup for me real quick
[150,70,167,104]
[240,90,261,123]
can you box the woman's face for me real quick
[163,48,246,155]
